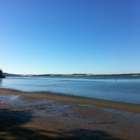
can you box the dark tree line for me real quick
[0,69,5,78]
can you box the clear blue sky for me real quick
[0,0,140,74]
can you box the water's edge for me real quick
[0,88,140,113]
[1,76,140,104]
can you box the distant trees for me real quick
[0,69,5,78]
[0,69,3,74]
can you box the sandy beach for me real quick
[0,88,140,140]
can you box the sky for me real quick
[0,0,140,74]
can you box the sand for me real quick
[0,88,140,140]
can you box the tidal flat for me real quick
[0,88,140,140]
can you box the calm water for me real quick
[0,76,140,104]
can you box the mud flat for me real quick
[0,88,140,140]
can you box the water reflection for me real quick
[0,79,2,87]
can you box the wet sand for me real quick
[0,88,140,113]
[0,88,140,140]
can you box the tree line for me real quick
[0,69,5,78]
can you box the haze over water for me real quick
[0,76,140,104]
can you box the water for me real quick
[0,94,20,104]
[0,76,140,104]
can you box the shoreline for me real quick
[0,88,140,139]
[0,88,140,113]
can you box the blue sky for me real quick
[0,0,140,74]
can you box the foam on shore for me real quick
[0,88,140,113]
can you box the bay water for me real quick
[0,76,140,104]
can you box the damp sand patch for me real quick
[0,94,20,104]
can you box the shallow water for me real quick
[0,76,140,104]
[0,94,20,104]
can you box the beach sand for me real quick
[0,88,140,140]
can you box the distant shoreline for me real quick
[3,72,140,77]
[0,88,140,113]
